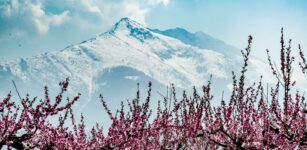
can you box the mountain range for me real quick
[0,17,281,127]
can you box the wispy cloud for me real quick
[0,0,171,40]
[0,0,70,37]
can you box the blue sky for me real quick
[1,0,307,60]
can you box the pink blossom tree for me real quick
[0,78,80,149]
[0,29,306,149]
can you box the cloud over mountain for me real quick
[0,0,70,37]
[0,0,171,41]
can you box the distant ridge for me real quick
[152,27,239,57]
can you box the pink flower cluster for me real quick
[0,29,306,149]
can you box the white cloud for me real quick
[122,1,148,25]
[125,76,140,80]
[28,2,71,34]
[65,0,163,27]
[0,0,171,40]
[0,0,70,35]
[147,0,170,6]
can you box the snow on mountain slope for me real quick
[151,27,282,85]
[2,17,306,128]
[0,17,233,106]
[152,27,240,57]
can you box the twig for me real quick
[12,80,22,100]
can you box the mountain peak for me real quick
[117,17,134,24]
[107,17,154,42]
[111,17,146,32]
[170,27,189,33]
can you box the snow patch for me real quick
[125,76,140,80]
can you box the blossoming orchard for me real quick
[1,29,307,149]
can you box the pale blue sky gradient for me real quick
[1,0,307,60]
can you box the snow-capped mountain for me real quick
[0,17,238,126]
[3,17,307,128]
[2,17,293,119]
[0,17,235,98]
